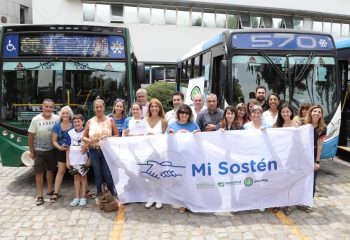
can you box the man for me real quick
[196,93,224,131]
[255,86,269,111]
[28,99,60,206]
[190,93,206,121]
[129,88,149,117]
[165,92,184,124]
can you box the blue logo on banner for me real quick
[3,35,19,57]
[109,36,125,58]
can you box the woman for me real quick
[274,103,299,128]
[298,105,327,213]
[262,93,281,126]
[83,98,119,196]
[272,102,298,215]
[111,99,127,136]
[244,105,271,130]
[167,104,200,213]
[50,106,74,203]
[122,102,148,137]
[293,103,312,126]
[144,98,168,209]
[246,99,258,122]
[244,104,271,212]
[217,105,242,131]
[236,103,248,127]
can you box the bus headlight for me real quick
[2,130,8,136]
[16,137,22,142]
[9,134,14,139]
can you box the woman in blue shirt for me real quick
[112,99,127,136]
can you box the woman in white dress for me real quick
[144,98,168,209]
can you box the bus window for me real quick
[2,62,63,130]
[194,56,200,78]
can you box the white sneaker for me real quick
[155,202,163,209]
[259,208,265,212]
[145,201,154,209]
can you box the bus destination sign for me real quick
[3,34,125,58]
[231,33,334,51]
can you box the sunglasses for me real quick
[179,111,190,115]
[114,98,125,104]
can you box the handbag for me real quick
[96,183,119,212]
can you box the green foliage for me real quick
[146,82,177,112]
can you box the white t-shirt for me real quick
[28,113,59,151]
[68,128,88,165]
[165,109,176,124]
[191,106,206,122]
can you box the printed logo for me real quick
[244,177,254,187]
[110,41,124,54]
[217,182,225,187]
[190,86,201,100]
[196,182,216,189]
[319,39,328,48]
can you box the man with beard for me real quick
[255,86,269,111]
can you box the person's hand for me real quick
[167,128,175,134]
[60,145,68,151]
[193,129,200,134]
[314,162,320,171]
[205,124,216,131]
[66,162,71,169]
[29,151,35,159]
[123,129,129,136]
[219,128,224,132]
[80,145,88,154]
[86,159,92,167]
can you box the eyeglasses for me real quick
[179,111,190,115]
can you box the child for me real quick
[66,114,90,207]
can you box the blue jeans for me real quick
[89,148,116,195]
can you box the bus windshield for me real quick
[231,55,337,117]
[2,61,126,130]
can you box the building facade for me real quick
[31,0,350,83]
[0,0,32,25]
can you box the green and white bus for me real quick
[0,24,141,166]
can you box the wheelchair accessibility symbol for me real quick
[6,40,16,52]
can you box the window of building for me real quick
[303,18,312,31]
[111,5,123,23]
[177,10,190,26]
[216,13,226,28]
[165,9,176,25]
[151,8,165,25]
[250,16,261,28]
[323,21,332,33]
[341,23,350,36]
[124,6,137,24]
[139,7,150,24]
[20,5,28,24]
[83,3,95,22]
[293,19,304,29]
[203,12,215,28]
[272,17,283,28]
[227,14,239,29]
[165,66,176,82]
[191,11,202,27]
[332,22,341,37]
[95,4,111,23]
[313,20,323,32]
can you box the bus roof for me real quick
[335,38,350,49]
[178,28,334,62]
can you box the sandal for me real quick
[49,193,61,203]
[86,190,96,199]
[297,205,312,213]
[36,196,44,206]
[284,207,292,216]
[272,207,280,213]
[46,190,54,196]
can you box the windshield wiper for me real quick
[293,52,315,82]
[258,50,288,82]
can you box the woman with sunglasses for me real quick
[111,99,127,136]
[167,104,200,214]
[144,98,168,210]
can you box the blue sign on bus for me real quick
[232,33,334,51]
[2,34,125,58]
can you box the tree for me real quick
[146,82,176,112]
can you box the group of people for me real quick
[28,86,326,215]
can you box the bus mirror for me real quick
[137,63,146,83]
[220,60,228,86]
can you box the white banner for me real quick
[100,125,315,212]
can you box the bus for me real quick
[0,24,141,166]
[336,39,350,157]
[177,29,341,159]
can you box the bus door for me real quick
[338,60,350,147]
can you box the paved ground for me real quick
[0,157,350,240]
